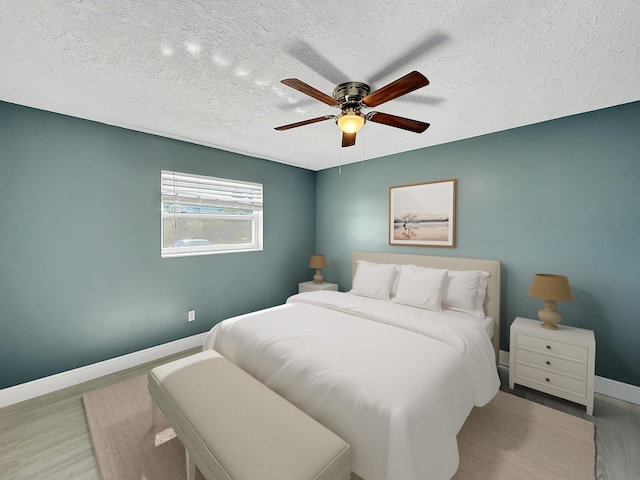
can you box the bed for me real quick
[203,252,501,480]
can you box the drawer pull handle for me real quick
[546,345,551,350]
[546,361,551,366]
[545,378,550,382]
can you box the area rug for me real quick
[83,375,595,480]
[453,390,594,480]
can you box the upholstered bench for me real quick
[148,350,352,480]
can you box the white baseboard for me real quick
[0,332,208,409]
[593,375,640,406]
[499,350,640,406]
[499,349,510,367]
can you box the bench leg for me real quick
[186,448,196,480]
[150,397,157,427]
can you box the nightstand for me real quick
[509,317,595,415]
[298,281,338,293]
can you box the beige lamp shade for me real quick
[309,255,328,284]
[308,255,328,269]
[528,274,574,301]
[528,274,574,329]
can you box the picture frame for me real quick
[389,179,456,247]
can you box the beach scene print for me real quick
[390,180,455,246]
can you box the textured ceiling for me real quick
[1,0,639,171]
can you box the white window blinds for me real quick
[161,170,263,211]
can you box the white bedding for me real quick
[202,291,500,480]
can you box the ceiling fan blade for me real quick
[274,115,334,131]
[367,112,430,133]
[281,79,340,107]
[342,131,356,147]
[361,71,429,108]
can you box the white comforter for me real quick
[203,291,500,480]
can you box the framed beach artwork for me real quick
[389,179,456,247]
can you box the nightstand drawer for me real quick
[516,349,587,378]
[515,364,587,397]
[517,333,587,362]
[298,281,338,293]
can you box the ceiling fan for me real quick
[274,71,430,147]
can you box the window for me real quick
[161,170,263,257]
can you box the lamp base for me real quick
[540,322,559,330]
[313,269,323,284]
[538,300,562,330]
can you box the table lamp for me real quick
[309,255,328,284]
[528,274,574,330]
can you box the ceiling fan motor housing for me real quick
[332,82,371,107]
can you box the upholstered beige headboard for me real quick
[352,252,501,363]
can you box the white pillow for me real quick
[442,270,490,318]
[392,265,448,311]
[476,273,489,314]
[350,260,397,300]
[390,264,402,297]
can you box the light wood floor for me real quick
[1,353,638,479]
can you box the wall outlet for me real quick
[188,310,196,322]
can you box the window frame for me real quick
[161,170,263,258]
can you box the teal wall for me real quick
[316,101,640,388]
[0,101,317,390]
[2,99,639,391]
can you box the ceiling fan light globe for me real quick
[336,113,365,133]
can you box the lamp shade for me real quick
[309,255,328,269]
[528,274,574,302]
